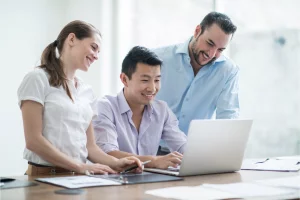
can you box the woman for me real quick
[17,20,142,175]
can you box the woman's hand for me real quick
[113,156,143,173]
[79,163,117,175]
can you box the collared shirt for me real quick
[153,38,240,134]
[93,90,187,155]
[17,68,97,166]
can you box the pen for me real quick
[255,158,269,164]
[121,160,151,174]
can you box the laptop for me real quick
[144,119,253,176]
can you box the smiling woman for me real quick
[39,20,101,101]
[17,20,142,176]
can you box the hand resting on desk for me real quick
[150,152,183,169]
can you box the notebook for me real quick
[145,119,253,176]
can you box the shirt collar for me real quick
[175,37,226,63]
[117,89,154,116]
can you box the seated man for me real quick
[93,46,187,169]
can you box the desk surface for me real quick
[1,170,299,200]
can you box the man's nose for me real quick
[147,82,156,92]
[209,48,218,58]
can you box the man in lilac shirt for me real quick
[93,46,187,169]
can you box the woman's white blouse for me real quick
[17,68,97,166]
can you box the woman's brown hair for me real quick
[39,20,101,101]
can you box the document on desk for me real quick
[146,186,239,200]
[202,182,296,197]
[256,175,300,189]
[36,176,121,189]
[241,158,300,171]
[36,172,182,189]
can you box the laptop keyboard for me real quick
[168,166,180,172]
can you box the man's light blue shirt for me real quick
[93,90,187,155]
[153,38,240,134]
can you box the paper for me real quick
[146,186,239,200]
[203,182,295,197]
[276,156,300,160]
[241,158,300,171]
[36,176,121,189]
[256,175,300,189]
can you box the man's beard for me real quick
[191,41,216,67]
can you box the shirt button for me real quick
[186,98,189,101]
[182,115,185,118]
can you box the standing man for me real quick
[93,46,187,169]
[154,12,239,135]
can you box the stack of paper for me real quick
[146,182,296,200]
[145,186,239,200]
[146,174,300,200]
[256,175,300,189]
[202,182,295,197]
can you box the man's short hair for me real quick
[122,46,162,79]
[200,12,237,35]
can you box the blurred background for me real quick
[0,0,299,176]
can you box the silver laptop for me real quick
[145,119,253,176]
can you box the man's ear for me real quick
[194,24,202,38]
[66,33,76,47]
[120,73,129,87]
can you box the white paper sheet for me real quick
[276,156,300,160]
[256,175,300,189]
[145,186,238,200]
[203,182,295,197]
[36,176,121,189]
[242,158,300,171]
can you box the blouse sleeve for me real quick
[17,69,49,108]
[90,91,98,119]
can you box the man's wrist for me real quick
[147,156,159,168]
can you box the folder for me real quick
[36,172,183,189]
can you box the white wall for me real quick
[0,0,68,176]
[0,0,112,176]
[218,0,300,158]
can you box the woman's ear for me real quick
[66,33,76,47]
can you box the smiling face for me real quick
[69,33,101,72]
[189,23,231,67]
[121,62,161,107]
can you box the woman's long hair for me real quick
[39,20,101,101]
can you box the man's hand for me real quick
[151,151,183,169]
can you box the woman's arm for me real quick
[86,123,142,172]
[21,100,115,174]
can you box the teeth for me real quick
[144,94,154,97]
[203,53,209,59]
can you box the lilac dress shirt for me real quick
[93,90,187,155]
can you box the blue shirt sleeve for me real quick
[216,67,240,119]
[161,102,187,153]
